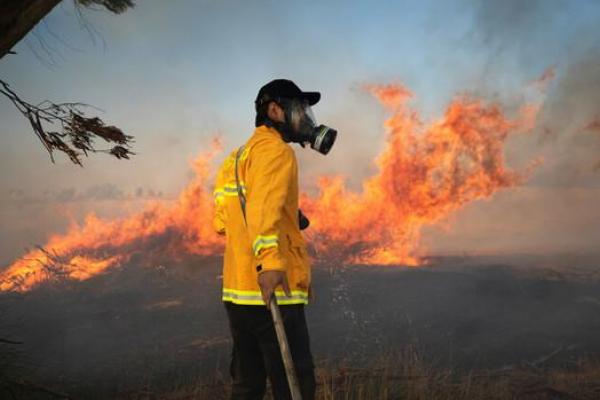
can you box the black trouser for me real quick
[224,302,316,400]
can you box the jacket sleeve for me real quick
[246,143,295,272]
[212,161,227,235]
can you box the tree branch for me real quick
[0,0,62,60]
[0,79,134,165]
[0,0,135,60]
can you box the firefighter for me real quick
[213,79,337,399]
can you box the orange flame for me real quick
[0,85,539,292]
[0,138,224,292]
[302,84,536,265]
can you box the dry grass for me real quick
[114,348,600,400]
[313,353,600,400]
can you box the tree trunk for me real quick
[0,0,62,60]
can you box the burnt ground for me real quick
[1,254,600,398]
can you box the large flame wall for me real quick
[0,84,538,292]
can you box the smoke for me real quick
[3,184,166,204]
[415,0,600,256]
[470,0,561,50]
[468,0,600,126]
[534,52,600,185]
[2,0,599,278]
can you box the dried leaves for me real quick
[0,79,134,166]
[75,0,135,14]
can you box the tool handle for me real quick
[270,296,303,400]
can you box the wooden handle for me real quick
[270,296,303,400]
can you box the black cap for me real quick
[255,79,320,110]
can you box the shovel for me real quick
[270,295,303,400]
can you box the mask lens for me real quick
[303,103,317,126]
[288,100,303,131]
[289,99,315,134]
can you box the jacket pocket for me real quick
[285,234,309,269]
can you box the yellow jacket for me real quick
[213,125,311,305]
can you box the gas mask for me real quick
[270,98,338,155]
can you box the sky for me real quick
[1,0,600,266]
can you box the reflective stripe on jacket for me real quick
[213,125,311,305]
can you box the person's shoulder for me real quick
[215,147,240,174]
[251,135,293,159]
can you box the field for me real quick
[1,254,600,399]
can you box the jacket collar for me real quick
[254,125,284,141]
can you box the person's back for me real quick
[214,124,311,305]
[213,79,337,400]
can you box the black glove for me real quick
[298,209,310,230]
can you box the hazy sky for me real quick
[1,0,600,265]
